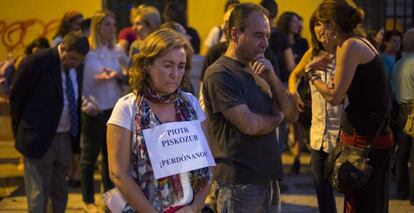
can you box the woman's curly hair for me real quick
[129,28,194,95]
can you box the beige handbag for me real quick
[102,188,127,213]
[404,114,414,137]
[403,103,414,138]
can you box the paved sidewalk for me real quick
[280,154,414,213]
[0,140,104,212]
[1,139,414,212]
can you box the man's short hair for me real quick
[403,28,414,52]
[226,3,269,40]
[61,31,89,55]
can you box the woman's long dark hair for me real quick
[276,11,298,35]
[53,10,83,39]
[309,11,325,57]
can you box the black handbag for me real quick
[297,79,312,129]
[298,78,312,129]
[323,114,388,193]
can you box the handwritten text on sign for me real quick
[143,120,215,179]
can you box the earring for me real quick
[327,30,337,40]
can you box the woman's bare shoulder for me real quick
[341,37,376,63]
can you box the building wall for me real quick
[0,0,323,60]
[188,0,323,52]
[0,0,101,59]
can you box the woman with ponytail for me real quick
[310,0,393,212]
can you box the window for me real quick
[385,0,413,31]
[102,0,186,32]
[355,0,413,31]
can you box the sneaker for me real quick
[84,203,99,213]
[201,205,215,213]
[68,178,81,188]
[396,191,409,200]
[289,159,301,176]
[17,163,24,171]
[279,181,289,193]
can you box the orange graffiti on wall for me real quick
[0,19,60,52]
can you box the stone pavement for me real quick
[0,139,105,212]
[280,154,414,213]
[1,138,414,212]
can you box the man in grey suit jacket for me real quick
[10,32,89,213]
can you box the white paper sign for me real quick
[143,120,215,179]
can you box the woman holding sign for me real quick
[107,29,213,213]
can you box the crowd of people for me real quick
[0,0,414,212]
